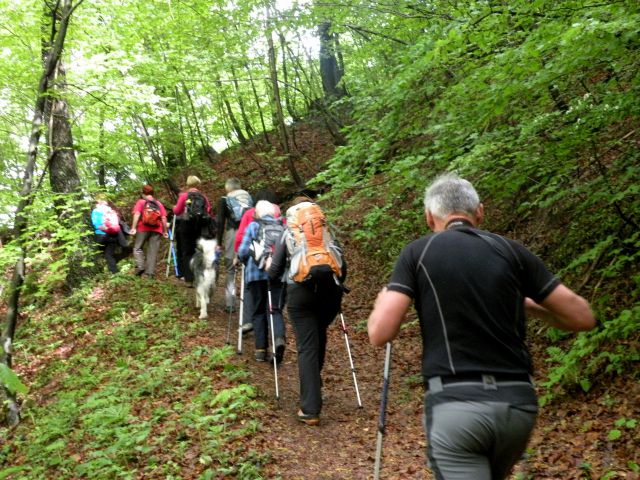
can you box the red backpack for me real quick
[141,200,162,227]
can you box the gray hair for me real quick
[254,200,276,219]
[424,173,480,218]
[225,177,241,192]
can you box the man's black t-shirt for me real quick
[388,222,559,381]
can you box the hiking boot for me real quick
[135,269,145,276]
[241,323,254,335]
[254,349,268,362]
[275,337,285,364]
[296,410,320,426]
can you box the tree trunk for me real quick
[46,60,96,290]
[278,30,300,122]
[1,0,82,427]
[265,11,304,188]
[318,21,345,99]
[246,63,270,145]
[47,62,80,195]
[181,83,212,155]
[217,78,247,144]
[230,65,256,139]
[134,115,180,196]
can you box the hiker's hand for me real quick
[216,244,222,253]
[129,227,137,235]
[264,256,272,271]
[163,231,169,239]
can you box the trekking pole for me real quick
[171,241,180,277]
[236,264,245,355]
[374,342,392,480]
[165,215,177,277]
[267,280,280,403]
[225,266,237,345]
[338,311,363,408]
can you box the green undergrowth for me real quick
[0,273,267,479]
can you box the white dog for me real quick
[189,238,218,319]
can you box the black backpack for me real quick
[251,217,285,270]
[186,192,208,221]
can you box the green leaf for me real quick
[606,429,622,441]
[0,364,28,395]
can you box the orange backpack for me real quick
[285,202,343,283]
[141,200,162,227]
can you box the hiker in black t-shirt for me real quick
[368,173,596,480]
[172,176,213,286]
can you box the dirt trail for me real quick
[185,268,430,480]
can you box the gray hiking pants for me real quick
[223,228,237,308]
[424,378,537,480]
[133,231,161,275]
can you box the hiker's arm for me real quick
[237,223,253,263]
[525,284,595,332]
[162,214,169,238]
[173,193,186,215]
[130,211,141,235]
[368,288,412,347]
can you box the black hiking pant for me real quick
[177,219,208,282]
[286,281,342,416]
[95,232,128,273]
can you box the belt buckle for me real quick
[482,374,498,390]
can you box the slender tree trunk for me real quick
[181,83,210,154]
[97,114,106,187]
[265,9,304,188]
[217,78,247,144]
[278,30,300,122]
[230,65,256,139]
[1,0,82,427]
[246,63,270,145]
[134,115,180,196]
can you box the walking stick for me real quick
[171,241,180,277]
[225,266,237,345]
[267,280,280,403]
[338,312,363,408]
[374,342,392,480]
[236,264,246,355]
[165,215,177,277]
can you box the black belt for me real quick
[440,372,532,385]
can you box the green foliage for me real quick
[540,306,639,405]
[316,0,640,399]
[0,274,264,478]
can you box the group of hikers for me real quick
[91,172,597,479]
